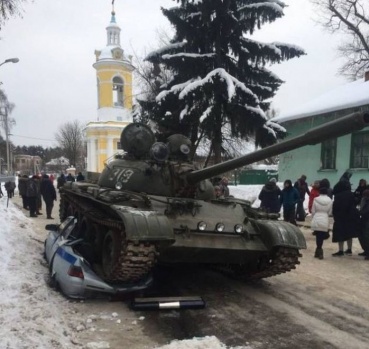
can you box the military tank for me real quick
[60,111,369,283]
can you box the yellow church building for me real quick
[85,8,134,173]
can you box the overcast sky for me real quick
[0,0,348,147]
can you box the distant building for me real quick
[45,156,69,173]
[272,71,369,186]
[14,155,42,175]
[84,6,134,173]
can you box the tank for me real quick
[59,111,369,283]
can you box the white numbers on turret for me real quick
[108,168,134,183]
[119,169,134,183]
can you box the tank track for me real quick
[216,247,302,281]
[59,193,156,283]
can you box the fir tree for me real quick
[141,0,305,163]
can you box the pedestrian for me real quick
[76,172,85,182]
[18,175,29,209]
[358,189,369,260]
[26,175,39,218]
[333,170,353,195]
[294,175,310,221]
[57,174,66,189]
[258,178,281,213]
[219,177,229,197]
[332,180,360,256]
[66,173,75,182]
[4,180,16,198]
[353,179,367,206]
[0,183,3,198]
[320,178,333,199]
[308,180,320,213]
[35,175,42,215]
[49,173,55,183]
[311,187,333,260]
[280,179,300,225]
[40,174,57,219]
[214,185,223,199]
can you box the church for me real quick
[85,6,134,173]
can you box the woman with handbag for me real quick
[311,187,333,260]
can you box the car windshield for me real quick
[59,217,76,238]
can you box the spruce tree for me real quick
[141,0,305,163]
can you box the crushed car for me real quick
[44,216,152,299]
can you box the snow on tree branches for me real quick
[139,0,305,163]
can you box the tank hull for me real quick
[59,182,306,283]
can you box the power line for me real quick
[10,134,55,142]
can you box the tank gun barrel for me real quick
[186,111,369,185]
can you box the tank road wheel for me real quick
[102,230,123,280]
[101,229,157,283]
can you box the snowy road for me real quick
[2,187,369,349]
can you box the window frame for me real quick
[350,131,369,169]
[320,138,337,170]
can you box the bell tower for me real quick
[85,4,134,173]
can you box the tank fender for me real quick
[111,205,175,242]
[250,219,307,250]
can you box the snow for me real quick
[178,68,259,104]
[162,53,215,60]
[272,78,369,123]
[146,41,188,61]
[238,2,284,15]
[0,199,81,348]
[155,336,251,349]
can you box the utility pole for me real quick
[4,107,10,174]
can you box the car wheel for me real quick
[102,229,122,279]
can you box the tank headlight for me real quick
[115,181,123,190]
[234,224,243,234]
[198,221,207,231]
[216,223,225,232]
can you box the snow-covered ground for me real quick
[0,185,260,349]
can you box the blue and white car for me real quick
[44,217,152,299]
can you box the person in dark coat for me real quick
[57,174,66,189]
[353,179,367,206]
[4,180,16,198]
[280,179,300,225]
[258,178,281,213]
[40,174,57,219]
[333,170,353,195]
[18,175,29,209]
[66,173,75,182]
[332,180,360,256]
[0,183,3,198]
[76,172,85,182]
[358,189,369,260]
[35,175,42,215]
[294,175,310,221]
[26,176,39,217]
[320,178,333,199]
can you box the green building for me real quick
[273,73,369,188]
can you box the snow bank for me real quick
[0,199,80,348]
[155,335,251,349]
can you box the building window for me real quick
[113,76,124,107]
[351,132,369,168]
[321,138,337,170]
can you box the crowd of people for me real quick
[0,171,85,219]
[258,172,369,261]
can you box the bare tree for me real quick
[0,0,29,30]
[312,0,369,79]
[55,120,84,170]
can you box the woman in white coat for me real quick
[311,187,333,259]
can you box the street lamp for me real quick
[0,58,19,67]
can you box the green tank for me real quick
[59,111,369,283]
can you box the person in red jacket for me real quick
[308,180,320,213]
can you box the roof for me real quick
[272,77,369,123]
